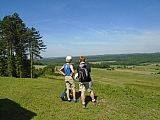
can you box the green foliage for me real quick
[0,13,46,78]
[34,60,44,65]
[90,62,110,69]
[33,64,55,77]
[33,68,45,78]
[43,64,55,75]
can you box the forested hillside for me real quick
[39,53,160,66]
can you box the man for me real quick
[76,56,98,108]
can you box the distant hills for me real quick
[39,52,160,65]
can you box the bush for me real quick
[33,64,55,77]
[43,64,55,75]
[33,68,45,78]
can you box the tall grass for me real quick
[0,67,160,120]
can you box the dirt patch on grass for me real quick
[34,65,46,69]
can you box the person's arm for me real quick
[76,65,79,78]
[87,64,91,72]
[76,66,79,73]
[70,65,74,77]
[59,65,65,76]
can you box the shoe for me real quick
[73,99,78,103]
[68,99,71,102]
[92,100,98,105]
[82,104,86,109]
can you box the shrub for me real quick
[43,64,55,75]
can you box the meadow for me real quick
[0,64,160,120]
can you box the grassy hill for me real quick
[0,65,160,120]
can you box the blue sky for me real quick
[1,0,160,58]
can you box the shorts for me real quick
[65,76,76,90]
[79,81,93,92]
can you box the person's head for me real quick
[79,56,86,63]
[66,56,72,63]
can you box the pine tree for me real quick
[0,20,7,76]
[26,27,46,78]
[0,13,46,78]
[1,15,14,77]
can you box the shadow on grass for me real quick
[76,91,81,99]
[0,98,37,120]
[85,95,98,107]
[77,91,98,107]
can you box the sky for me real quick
[0,0,160,58]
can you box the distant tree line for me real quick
[39,53,160,68]
[0,13,46,78]
[84,53,160,66]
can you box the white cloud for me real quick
[73,36,82,39]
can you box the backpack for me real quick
[60,88,67,101]
[60,88,73,101]
[78,64,89,82]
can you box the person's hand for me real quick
[74,73,78,80]
[70,74,73,77]
[63,73,66,76]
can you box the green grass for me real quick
[91,67,160,94]
[0,66,160,120]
